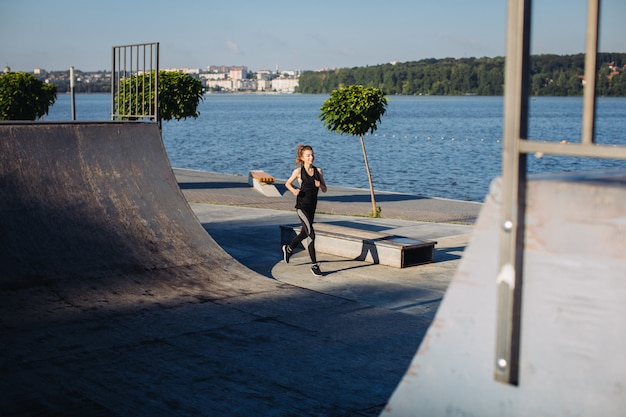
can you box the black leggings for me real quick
[288,208,317,264]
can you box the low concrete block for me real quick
[280,223,436,268]
[248,170,282,197]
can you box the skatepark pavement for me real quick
[177,168,479,319]
[0,122,481,416]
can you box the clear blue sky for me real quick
[1,0,624,72]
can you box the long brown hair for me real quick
[294,144,313,167]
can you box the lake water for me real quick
[44,94,626,202]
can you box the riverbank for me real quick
[175,168,482,224]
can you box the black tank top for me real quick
[295,166,319,214]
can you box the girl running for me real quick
[282,144,327,276]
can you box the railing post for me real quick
[582,0,600,145]
[495,0,532,385]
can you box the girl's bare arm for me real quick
[317,168,327,193]
[285,168,300,196]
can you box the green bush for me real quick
[0,72,57,120]
[115,71,204,122]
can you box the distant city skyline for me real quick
[1,0,625,73]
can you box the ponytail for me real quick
[295,144,313,167]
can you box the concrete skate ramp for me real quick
[382,170,626,416]
[0,121,237,288]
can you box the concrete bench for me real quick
[280,223,437,268]
[249,170,275,184]
[249,170,281,197]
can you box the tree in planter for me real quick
[0,71,57,120]
[116,71,204,121]
[319,85,388,217]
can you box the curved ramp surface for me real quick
[0,122,234,287]
[0,122,429,416]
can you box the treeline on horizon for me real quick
[295,53,626,97]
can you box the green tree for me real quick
[116,71,204,122]
[610,73,626,96]
[319,85,388,217]
[0,71,57,120]
[297,53,625,96]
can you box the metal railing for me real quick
[111,42,160,126]
[495,0,626,385]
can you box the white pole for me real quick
[70,66,76,120]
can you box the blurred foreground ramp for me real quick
[0,121,429,416]
[383,170,626,417]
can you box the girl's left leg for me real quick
[295,208,317,265]
[286,210,316,259]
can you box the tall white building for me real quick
[271,77,299,93]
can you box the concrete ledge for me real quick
[280,223,437,268]
[249,170,275,183]
[248,170,282,197]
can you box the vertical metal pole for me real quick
[135,45,140,118]
[117,47,122,119]
[122,47,127,118]
[495,0,531,385]
[149,45,153,119]
[111,48,115,120]
[70,66,76,120]
[142,44,146,119]
[130,46,135,118]
[582,0,600,145]
[154,42,162,129]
